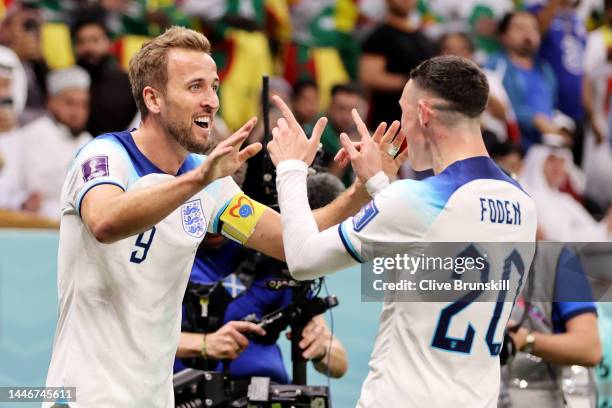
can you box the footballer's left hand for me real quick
[334,113,408,180]
[267,95,327,167]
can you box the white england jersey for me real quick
[44,131,242,408]
[338,157,537,408]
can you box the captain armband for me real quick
[217,193,267,244]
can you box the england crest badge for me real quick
[181,199,206,238]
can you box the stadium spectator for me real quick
[489,140,524,178]
[291,79,319,127]
[308,83,368,186]
[0,2,48,125]
[17,66,92,220]
[0,47,26,212]
[520,137,612,241]
[439,32,520,143]
[359,0,434,128]
[500,244,601,407]
[72,13,138,137]
[487,11,564,150]
[0,44,27,118]
[424,0,514,63]
[528,0,588,165]
[582,0,612,210]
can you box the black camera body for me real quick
[174,369,331,408]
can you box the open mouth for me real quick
[194,116,210,129]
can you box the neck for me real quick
[131,116,188,175]
[386,13,413,32]
[429,121,489,174]
[508,51,534,69]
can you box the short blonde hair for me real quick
[128,26,211,119]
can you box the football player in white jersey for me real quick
[44,27,384,408]
[267,55,538,407]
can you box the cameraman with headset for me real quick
[174,169,348,390]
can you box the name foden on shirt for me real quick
[479,197,521,225]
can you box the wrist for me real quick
[190,161,211,188]
[349,177,372,204]
[520,331,536,354]
[365,171,389,197]
[277,159,308,175]
[200,333,208,359]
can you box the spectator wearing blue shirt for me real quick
[527,0,588,164]
[174,233,348,384]
[486,11,566,150]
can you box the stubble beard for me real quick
[160,110,211,154]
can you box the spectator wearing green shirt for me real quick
[306,82,367,186]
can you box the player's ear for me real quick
[417,99,432,128]
[143,86,162,115]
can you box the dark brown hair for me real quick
[409,55,489,118]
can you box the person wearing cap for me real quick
[16,66,92,220]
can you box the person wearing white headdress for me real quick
[519,134,612,241]
[17,66,92,220]
[0,45,26,117]
[0,47,27,211]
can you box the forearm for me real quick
[535,0,561,34]
[359,56,408,92]
[533,113,560,135]
[84,170,205,243]
[276,161,356,279]
[530,330,602,367]
[582,76,597,125]
[313,180,370,231]
[176,332,204,359]
[360,71,407,92]
[313,337,348,378]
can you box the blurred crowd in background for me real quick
[1,1,612,407]
[0,0,611,244]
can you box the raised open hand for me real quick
[199,117,262,185]
[336,110,409,182]
[266,95,327,166]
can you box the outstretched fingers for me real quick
[372,122,387,144]
[381,120,401,147]
[308,116,327,158]
[238,142,262,162]
[339,133,359,159]
[235,116,258,136]
[351,109,372,143]
[220,129,250,151]
[272,95,299,129]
